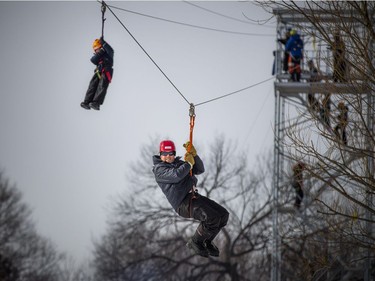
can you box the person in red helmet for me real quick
[81,37,114,111]
[152,140,229,258]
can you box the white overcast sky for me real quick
[0,1,276,262]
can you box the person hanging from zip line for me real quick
[285,29,304,82]
[152,140,229,258]
[81,37,114,111]
[291,161,305,209]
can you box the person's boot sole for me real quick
[205,241,220,257]
[80,103,91,110]
[186,239,209,258]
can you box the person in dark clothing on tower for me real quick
[152,140,229,258]
[307,59,321,114]
[332,32,347,83]
[278,28,292,73]
[291,162,305,209]
[334,102,349,145]
[81,37,114,111]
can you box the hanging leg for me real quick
[81,73,99,109]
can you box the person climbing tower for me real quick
[334,101,349,145]
[320,93,332,131]
[81,37,114,111]
[291,161,305,209]
[152,140,229,258]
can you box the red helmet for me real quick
[160,140,175,152]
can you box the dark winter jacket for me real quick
[285,34,303,59]
[90,39,114,74]
[152,155,205,211]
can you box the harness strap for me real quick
[104,70,112,83]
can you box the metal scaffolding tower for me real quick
[272,7,374,281]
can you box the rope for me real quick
[188,104,196,177]
[102,2,191,105]
[188,104,196,217]
[195,76,274,107]
[101,1,106,38]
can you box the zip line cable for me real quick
[105,3,274,37]
[101,1,274,109]
[243,85,272,144]
[103,1,190,105]
[195,77,274,107]
[183,0,275,29]
[241,11,277,27]
[101,1,274,107]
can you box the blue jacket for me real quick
[285,34,303,59]
[152,155,205,211]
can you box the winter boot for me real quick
[204,240,220,257]
[80,102,91,110]
[186,237,209,258]
[89,102,100,110]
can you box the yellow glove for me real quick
[183,141,197,157]
[184,152,195,169]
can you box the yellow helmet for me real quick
[290,29,297,36]
[92,39,102,50]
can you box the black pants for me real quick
[289,57,301,82]
[334,124,347,145]
[177,192,229,241]
[84,71,111,105]
[283,52,289,72]
[292,182,304,208]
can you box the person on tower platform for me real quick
[332,32,347,83]
[277,28,292,74]
[285,29,304,82]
